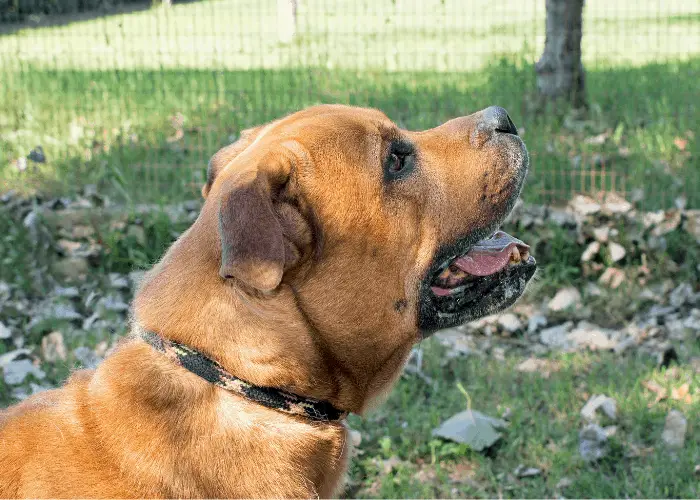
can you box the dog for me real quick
[0,104,536,497]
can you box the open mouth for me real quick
[430,231,532,297]
[419,230,537,334]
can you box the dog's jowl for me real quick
[0,105,535,498]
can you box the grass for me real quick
[0,0,698,208]
[348,345,699,498]
[1,197,699,498]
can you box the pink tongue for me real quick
[453,231,528,277]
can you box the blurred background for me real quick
[2,0,698,207]
[1,1,698,498]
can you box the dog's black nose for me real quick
[481,106,518,136]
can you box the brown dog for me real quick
[0,104,535,497]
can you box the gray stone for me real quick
[0,349,31,368]
[52,257,90,281]
[581,394,617,421]
[540,322,575,348]
[108,273,130,290]
[53,286,80,298]
[513,465,541,478]
[3,359,46,385]
[97,293,130,313]
[592,226,610,243]
[0,321,11,339]
[669,283,693,308]
[11,382,51,401]
[73,346,101,369]
[547,208,576,227]
[579,423,610,462]
[41,331,67,362]
[661,410,687,449]
[608,242,626,262]
[548,287,582,312]
[497,313,522,333]
[568,322,618,351]
[581,241,600,262]
[528,313,548,334]
[569,195,601,217]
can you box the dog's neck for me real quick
[131,215,413,415]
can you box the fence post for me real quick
[277,0,298,44]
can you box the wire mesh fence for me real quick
[1,0,698,209]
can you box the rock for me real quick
[661,410,687,449]
[3,359,46,385]
[683,310,700,331]
[349,429,362,448]
[548,287,582,312]
[96,293,130,314]
[598,267,625,289]
[497,313,522,333]
[608,242,626,263]
[651,210,681,237]
[601,193,632,215]
[27,145,46,163]
[581,241,600,262]
[129,270,146,290]
[592,226,610,243]
[547,208,577,227]
[108,273,130,290]
[669,283,694,308]
[513,464,541,478]
[540,322,575,348]
[684,210,700,243]
[579,423,611,462]
[643,211,665,229]
[53,286,80,298]
[41,331,67,362]
[569,195,601,217]
[52,257,90,281]
[556,477,573,490]
[0,349,31,368]
[0,321,11,339]
[126,224,147,246]
[11,382,52,400]
[613,335,637,355]
[581,394,617,421]
[515,358,557,376]
[527,313,547,334]
[73,346,101,369]
[434,329,480,358]
[567,322,618,351]
[26,301,83,335]
[584,282,603,297]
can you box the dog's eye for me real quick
[389,153,404,173]
[384,148,415,182]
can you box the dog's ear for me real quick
[202,127,262,199]
[217,166,290,293]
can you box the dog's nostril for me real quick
[482,106,518,136]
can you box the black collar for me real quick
[140,330,347,423]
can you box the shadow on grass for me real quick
[0,0,204,36]
[2,57,698,208]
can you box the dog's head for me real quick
[203,105,535,342]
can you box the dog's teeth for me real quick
[510,246,521,264]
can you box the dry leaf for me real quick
[671,383,692,404]
[642,380,668,406]
[673,137,687,151]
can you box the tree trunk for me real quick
[535,0,586,109]
[277,0,298,44]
